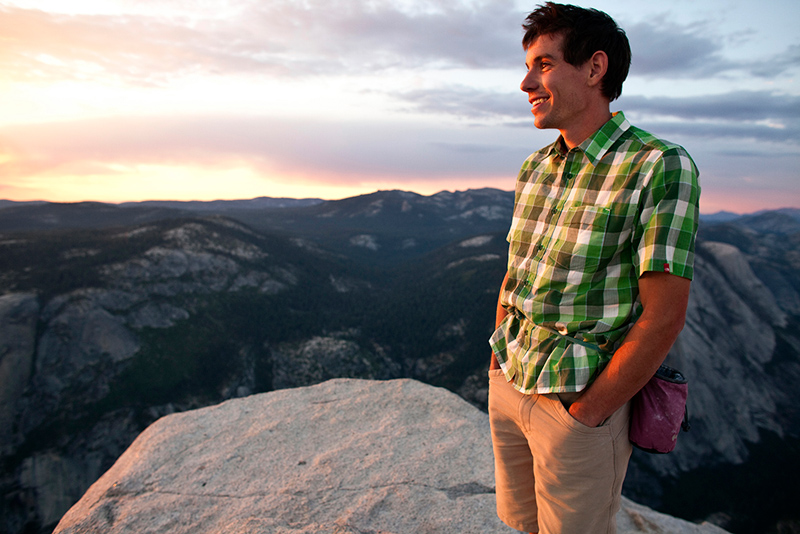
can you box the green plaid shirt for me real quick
[489,112,700,394]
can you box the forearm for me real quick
[495,271,510,328]
[568,272,690,427]
[490,272,510,370]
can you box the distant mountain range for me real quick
[3,192,798,224]
[119,196,326,210]
[0,197,324,211]
[1,189,799,534]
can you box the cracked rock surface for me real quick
[54,379,728,534]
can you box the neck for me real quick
[561,108,613,150]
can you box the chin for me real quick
[533,117,551,130]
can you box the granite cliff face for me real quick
[1,193,799,533]
[619,213,800,530]
[53,379,729,534]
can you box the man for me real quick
[488,3,700,533]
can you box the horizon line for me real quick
[1,189,797,217]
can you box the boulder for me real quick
[54,379,728,534]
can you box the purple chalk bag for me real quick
[629,364,690,454]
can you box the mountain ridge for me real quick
[4,189,796,229]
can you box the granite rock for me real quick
[54,379,729,534]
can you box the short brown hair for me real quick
[522,2,631,101]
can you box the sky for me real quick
[0,0,798,214]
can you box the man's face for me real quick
[520,32,594,137]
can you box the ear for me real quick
[586,50,608,89]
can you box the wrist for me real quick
[568,401,604,428]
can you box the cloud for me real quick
[624,20,733,78]
[750,44,800,78]
[632,119,800,146]
[4,1,796,90]
[0,114,528,185]
[0,0,523,86]
[626,20,799,80]
[619,91,800,122]
[395,85,524,121]
[243,0,523,70]
[390,85,800,144]
[0,7,212,85]
[618,91,800,143]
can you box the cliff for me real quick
[2,194,799,532]
[53,379,728,534]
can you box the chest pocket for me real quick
[545,205,610,272]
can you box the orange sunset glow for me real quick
[1,0,798,214]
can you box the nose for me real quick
[520,69,538,93]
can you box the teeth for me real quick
[532,97,546,105]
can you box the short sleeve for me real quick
[633,146,700,280]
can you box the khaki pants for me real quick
[488,369,632,534]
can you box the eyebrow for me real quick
[526,53,557,68]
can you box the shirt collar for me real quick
[547,111,630,166]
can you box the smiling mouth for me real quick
[530,96,548,106]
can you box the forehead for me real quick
[525,32,567,63]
